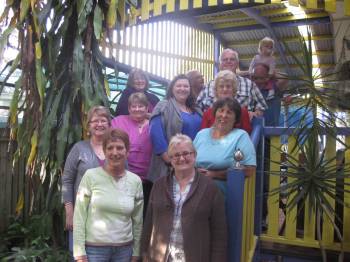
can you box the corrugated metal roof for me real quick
[194,2,335,79]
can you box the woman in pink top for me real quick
[111,92,152,215]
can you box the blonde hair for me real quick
[258,37,274,53]
[214,70,238,98]
[167,134,196,156]
[87,106,111,124]
[128,92,149,107]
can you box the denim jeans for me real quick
[85,244,133,262]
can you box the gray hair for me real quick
[168,134,196,156]
[219,48,239,63]
[214,70,238,98]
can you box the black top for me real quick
[115,87,160,116]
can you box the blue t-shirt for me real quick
[150,111,202,154]
[193,128,256,170]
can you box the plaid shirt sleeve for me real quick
[196,80,215,111]
[251,81,268,111]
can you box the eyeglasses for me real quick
[89,119,108,125]
[170,151,194,160]
[221,58,236,62]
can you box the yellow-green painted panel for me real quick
[344,137,350,243]
[304,195,316,241]
[285,137,297,240]
[179,0,189,10]
[345,0,350,16]
[141,0,150,21]
[267,136,281,237]
[306,0,317,9]
[223,0,233,4]
[271,0,281,3]
[288,0,299,6]
[193,0,202,8]
[254,0,265,3]
[260,235,350,252]
[208,0,218,6]
[166,0,175,13]
[153,0,162,16]
[239,0,249,3]
[322,135,336,245]
[325,0,336,13]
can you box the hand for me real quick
[131,256,140,262]
[161,152,171,165]
[65,203,74,231]
[76,256,88,262]
[248,110,263,120]
[197,168,212,178]
[254,109,264,117]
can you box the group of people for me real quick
[62,41,287,261]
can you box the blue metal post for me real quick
[226,169,245,262]
[213,32,220,76]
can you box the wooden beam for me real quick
[110,43,214,64]
[275,63,334,69]
[239,50,333,60]
[227,34,332,47]
[197,7,303,24]
[212,12,328,29]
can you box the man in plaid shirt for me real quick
[197,48,267,119]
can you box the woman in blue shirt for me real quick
[194,97,256,194]
[148,74,202,182]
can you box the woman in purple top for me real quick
[115,68,160,116]
[112,92,153,215]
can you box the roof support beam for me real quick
[214,16,330,33]
[239,7,292,75]
[238,50,333,61]
[227,34,332,47]
[213,12,329,30]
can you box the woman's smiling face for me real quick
[213,105,236,131]
[88,114,109,138]
[104,138,128,169]
[172,78,191,104]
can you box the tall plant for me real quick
[270,29,350,261]
[0,0,126,251]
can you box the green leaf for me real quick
[19,0,30,23]
[77,0,93,34]
[93,5,103,40]
[8,76,22,126]
[107,0,118,29]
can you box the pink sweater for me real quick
[111,115,152,180]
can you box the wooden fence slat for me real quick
[346,0,350,16]
[141,0,150,21]
[325,0,336,13]
[344,137,350,243]
[193,0,202,8]
[166,0,175,13]
[208,0,217,7]
[153,0,162,16]
[306,0,317,9]
[267,136,281,236]
[304,195,316,241]
[322,135,336,245]
[285,136,297,240]
[179,0,189,10]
